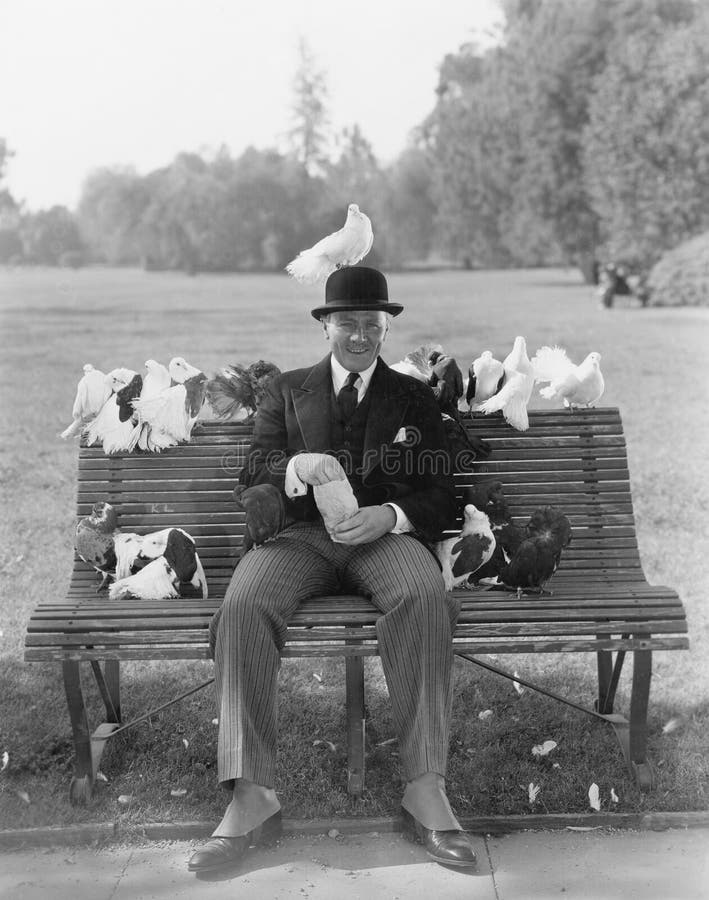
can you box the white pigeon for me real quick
[60,364,113,439]
[534,346,605,408]
[131,356,207,451]
[478,336,535,431]
[130,359,172,451]
[109,556,181,601]
[285,203,374,284]
[85,368,143,453]
[466,351,505,410]
[435,504,496,591]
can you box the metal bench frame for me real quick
[24,409,688,804]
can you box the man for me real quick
[188,266,477,873]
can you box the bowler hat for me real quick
[310,266,404,320]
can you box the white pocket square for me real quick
[393,427,408,444]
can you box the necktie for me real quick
[337,372,360,420]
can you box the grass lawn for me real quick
[0,265,707,831]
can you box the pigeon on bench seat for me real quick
[74,501,142,590]
[435,504,496,591]
[463,481,525,584]
[108,527,208,600]
[490,506,572,597]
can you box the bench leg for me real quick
[63,660,120,805]
[345,656,365,796]
[595,635,628,714]
[90,659,121,723]
[629,647,654,791]
[62,661,96,804]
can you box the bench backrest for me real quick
[75,407,641,596]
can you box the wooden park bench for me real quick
[24,408,688,804]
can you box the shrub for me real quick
[647,232,709,307]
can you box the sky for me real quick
[1,0,503,211]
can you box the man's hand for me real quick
[292,453,347,486]
[331,506,396,545]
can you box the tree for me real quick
[20,205,83,265]
[583,9,709,268]
[288,38,331,177]
[78,167,150,264]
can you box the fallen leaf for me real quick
[96,771,109,783]
[312,672,323,684]
[170,788,187,797]
[552,763,561,769]
[313,739,337,753]
[16,790,30,804]
[327,828,340,839]
[513,672,525,695]
[182,739,189,749]
[610,788,619,804]
[117,794,133,805]
[528,782,541,804]
[1,751,8,772]
[531,740,558,758]
[211,718,219,726]
[588,782,601,811]
[478,709,493,720]
[375,738,397,748]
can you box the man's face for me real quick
[323,310,389,372]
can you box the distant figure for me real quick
[597,262,649,309]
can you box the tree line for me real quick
[2,0,709,279]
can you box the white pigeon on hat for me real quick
[478,336,535,431]
[60,364,112,439]
[533,346,605,408]
[285,203,374,284]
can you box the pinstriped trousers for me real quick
[210,520,460,789]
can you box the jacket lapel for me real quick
[362,359,409,479]
[291,355,334,452]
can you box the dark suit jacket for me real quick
[240,355,457,543]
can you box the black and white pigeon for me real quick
[463,481,525,583]
[390,344,442,382]
[85,368,143,453]
[435,504,496,591]
[60,364,112,439]
[74,501,143,590]
[428,351,465,419]
[234,484,288,552]
[478,336,535,431]
[131,356,207,450]
[285,204,374,284]
[108,526,208,600]
[466,351,505,410]
[206,360,281,420]
[533,346,605,409]
[494,506,572,597]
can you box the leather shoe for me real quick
[400,807,477,868]
[188,810,282,872]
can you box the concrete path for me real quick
[1,827,707,900]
